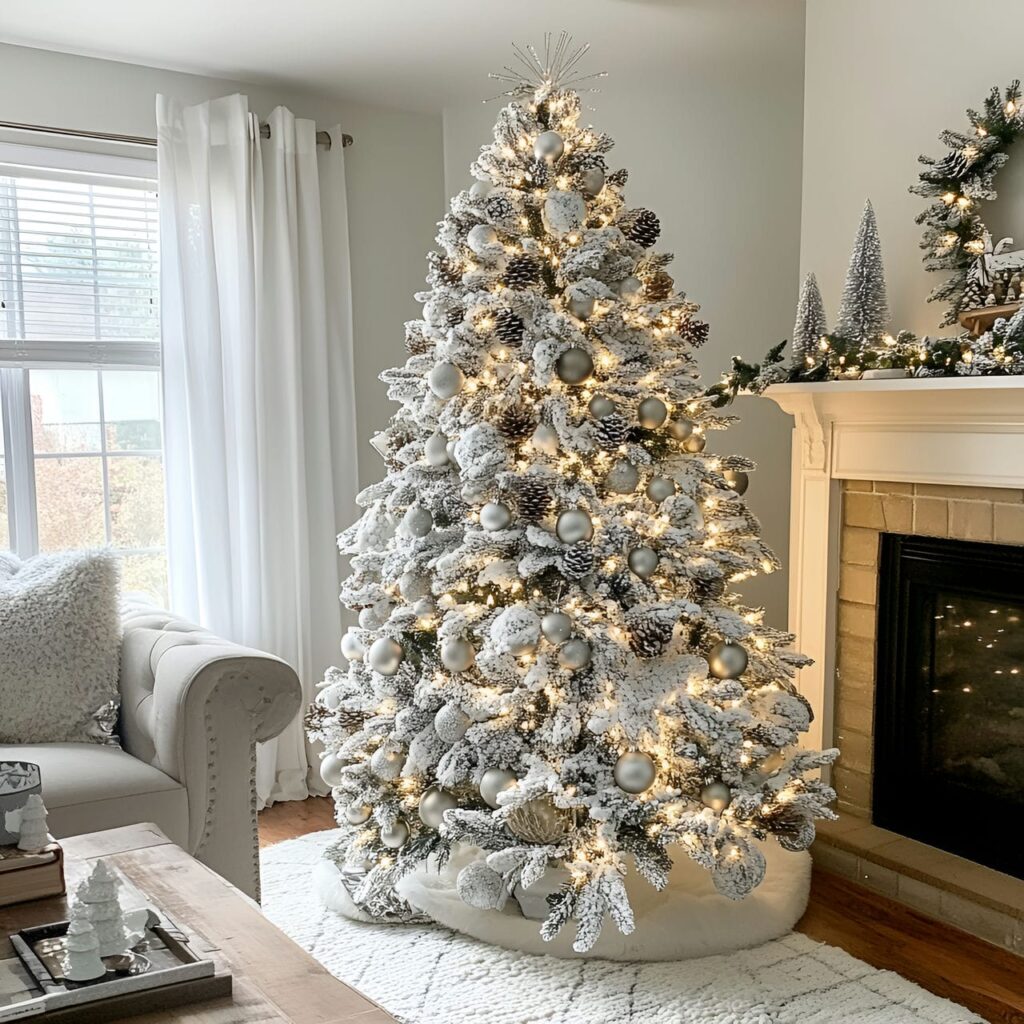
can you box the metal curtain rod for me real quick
[0,119,353,150]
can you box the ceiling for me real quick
[0,0,804,113]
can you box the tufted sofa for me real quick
[0,601,302,899]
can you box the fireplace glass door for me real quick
[874,534,1024,879]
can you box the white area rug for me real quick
[260,830,984,1024]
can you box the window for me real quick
[0,146,166,601]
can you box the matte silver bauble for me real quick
[530,423,560,456]
[646,476,676,503]
[380,818,410,849]
[708,641,748,680]
[638,397,669,429]
[398,570,430,602]
[628,546,659,579]
[319,753,346,788]
[480,767,519,808]
[345,801,372,824]
[617,276,643,305]
[429,362,464,400]
[370,745,405,780]
[556,508,593,544]
[412,596,436,619]
[588,395,617,419]
[700,781,733,813]
[425,431,450,467]
[418,787,458,828]
[506,798,574,844]
[558,637,592,670]
[469,179,491,199]
[534,129,564,162]
[567,294,596,319]
[440,637,476,672]
[446,439,460,466]
[340,631,364,661]
[541,611,573,644]
[580,165,605,196]
[723,469,749,496]
[555,347,594,385]
[606,459,640,494]
[368,636,403,675]
[467,223,499,254]
[666,417,694,441]
[456,861,506,910]
[434,702,471,743]
[359,606,386,630]
[683,433,706,453]
[480,501,512,531]
[404,505,433,538]
[614,751,656,794]
[321,686,342,710]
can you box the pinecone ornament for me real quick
[404,323,432,355]
[680,318,709,348]
[515,477,551,522]
[760,804,815,852]
[595,413,631,450]
[624,209,661,248]
[445,305,465,328]
[427,252,461,287]
[527,158,550,189]
[563,541,594,580]
[644,270,674,302]
[606,168,628,188]
[505,254,541,289]
[485,194,515,223]
[494,308,525,344]
[626,612,674,658]
[497,402,536,440]
[335,707,368,732]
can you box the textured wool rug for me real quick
[260,830,984,1024]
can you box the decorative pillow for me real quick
[0,551,121,744]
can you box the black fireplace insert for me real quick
[874,533,1024,879]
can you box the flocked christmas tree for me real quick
[835,199,889,342]
[308,37,838,953]
[791,272,827,367]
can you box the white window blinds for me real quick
[0,167,159,367]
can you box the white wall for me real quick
[802,0,1024,337]
[0,42,445,491]
[441,15,807,623]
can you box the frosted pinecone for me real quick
[527,157,550,188]
[404,322,431,355]
[445,305,465,328]
[497,402,536,440]
[623,208,661,248]
[680,318,709,348]
[643,270,674,302]
[563,541,594,580]
[485,194,514,223]
[606,168,628,188]
[505,254,541,289]
[595,413,631,450]
[494,308,525,344]
[760,804,815,852]
[626,612,674,658]
[515,477,551,522]
[427,251,461,286]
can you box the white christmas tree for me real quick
[835,199,890,342]
[77,861,129,957]
[792,272,827,365]
[308,38,838,953]
[63,906,106,982]
[13,794,48,853]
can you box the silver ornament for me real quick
[683,433,706,454]
[469,179,491,199]
[580,166,605,196]
[723,470,749,496]
[617,276,643,305]
[666,417,694,441]
[446,439,460,466]
[429,362,464,399]
[614,751,656,794]
[380,818,410,849]
[456,861,506,910]
[606,459,640,494]
[638,397,668,429]
[370,745,405,780]
[467,223,498,254]
[418,787,458,828]
[701,782,733,813]
[480,501,512,531]
[628,546,659,579]
[646,476,676,503]
[344,801,372,824]
[359,605,386,630]
[319,753,346,788]
[321,686,342,710]
[555,347,594,385]
[441,637,476,672]
[506,798,574,844]
[534,130,564,162]
[558,637,592,670]
[480,767,518,808]
[340,630,364,661]
[588,395,617,419]
[398,570,430,602]
[434,702,471,743]
[368,636,403,675]
[530,423,560,456]
[708,641,748,679]
[567,294,596,319]
[404,505,433,538]
[412,596,436,619]
[425,431,450,467]
[541,611,573,644]
[556,508,593,543]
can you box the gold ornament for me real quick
[505,798,575,844]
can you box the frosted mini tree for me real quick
[835,199,889,342]
[791,272,827,366]
[309,38,837,953]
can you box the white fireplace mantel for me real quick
[764,376,1024,749]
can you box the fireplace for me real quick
[874,534,1024,879]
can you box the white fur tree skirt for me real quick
[260,831,983,1024]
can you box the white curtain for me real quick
[156,94,357,805]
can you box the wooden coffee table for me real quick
[0,824,396,1022]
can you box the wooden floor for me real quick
[259,797,1024,1022]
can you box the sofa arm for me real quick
[118,601,302,898]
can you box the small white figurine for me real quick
[77,861,129,957]
[15,794,49,853]
[63,906,106,982]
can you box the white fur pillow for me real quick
[0,551,121,744]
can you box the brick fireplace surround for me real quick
[767,379,1024,955]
